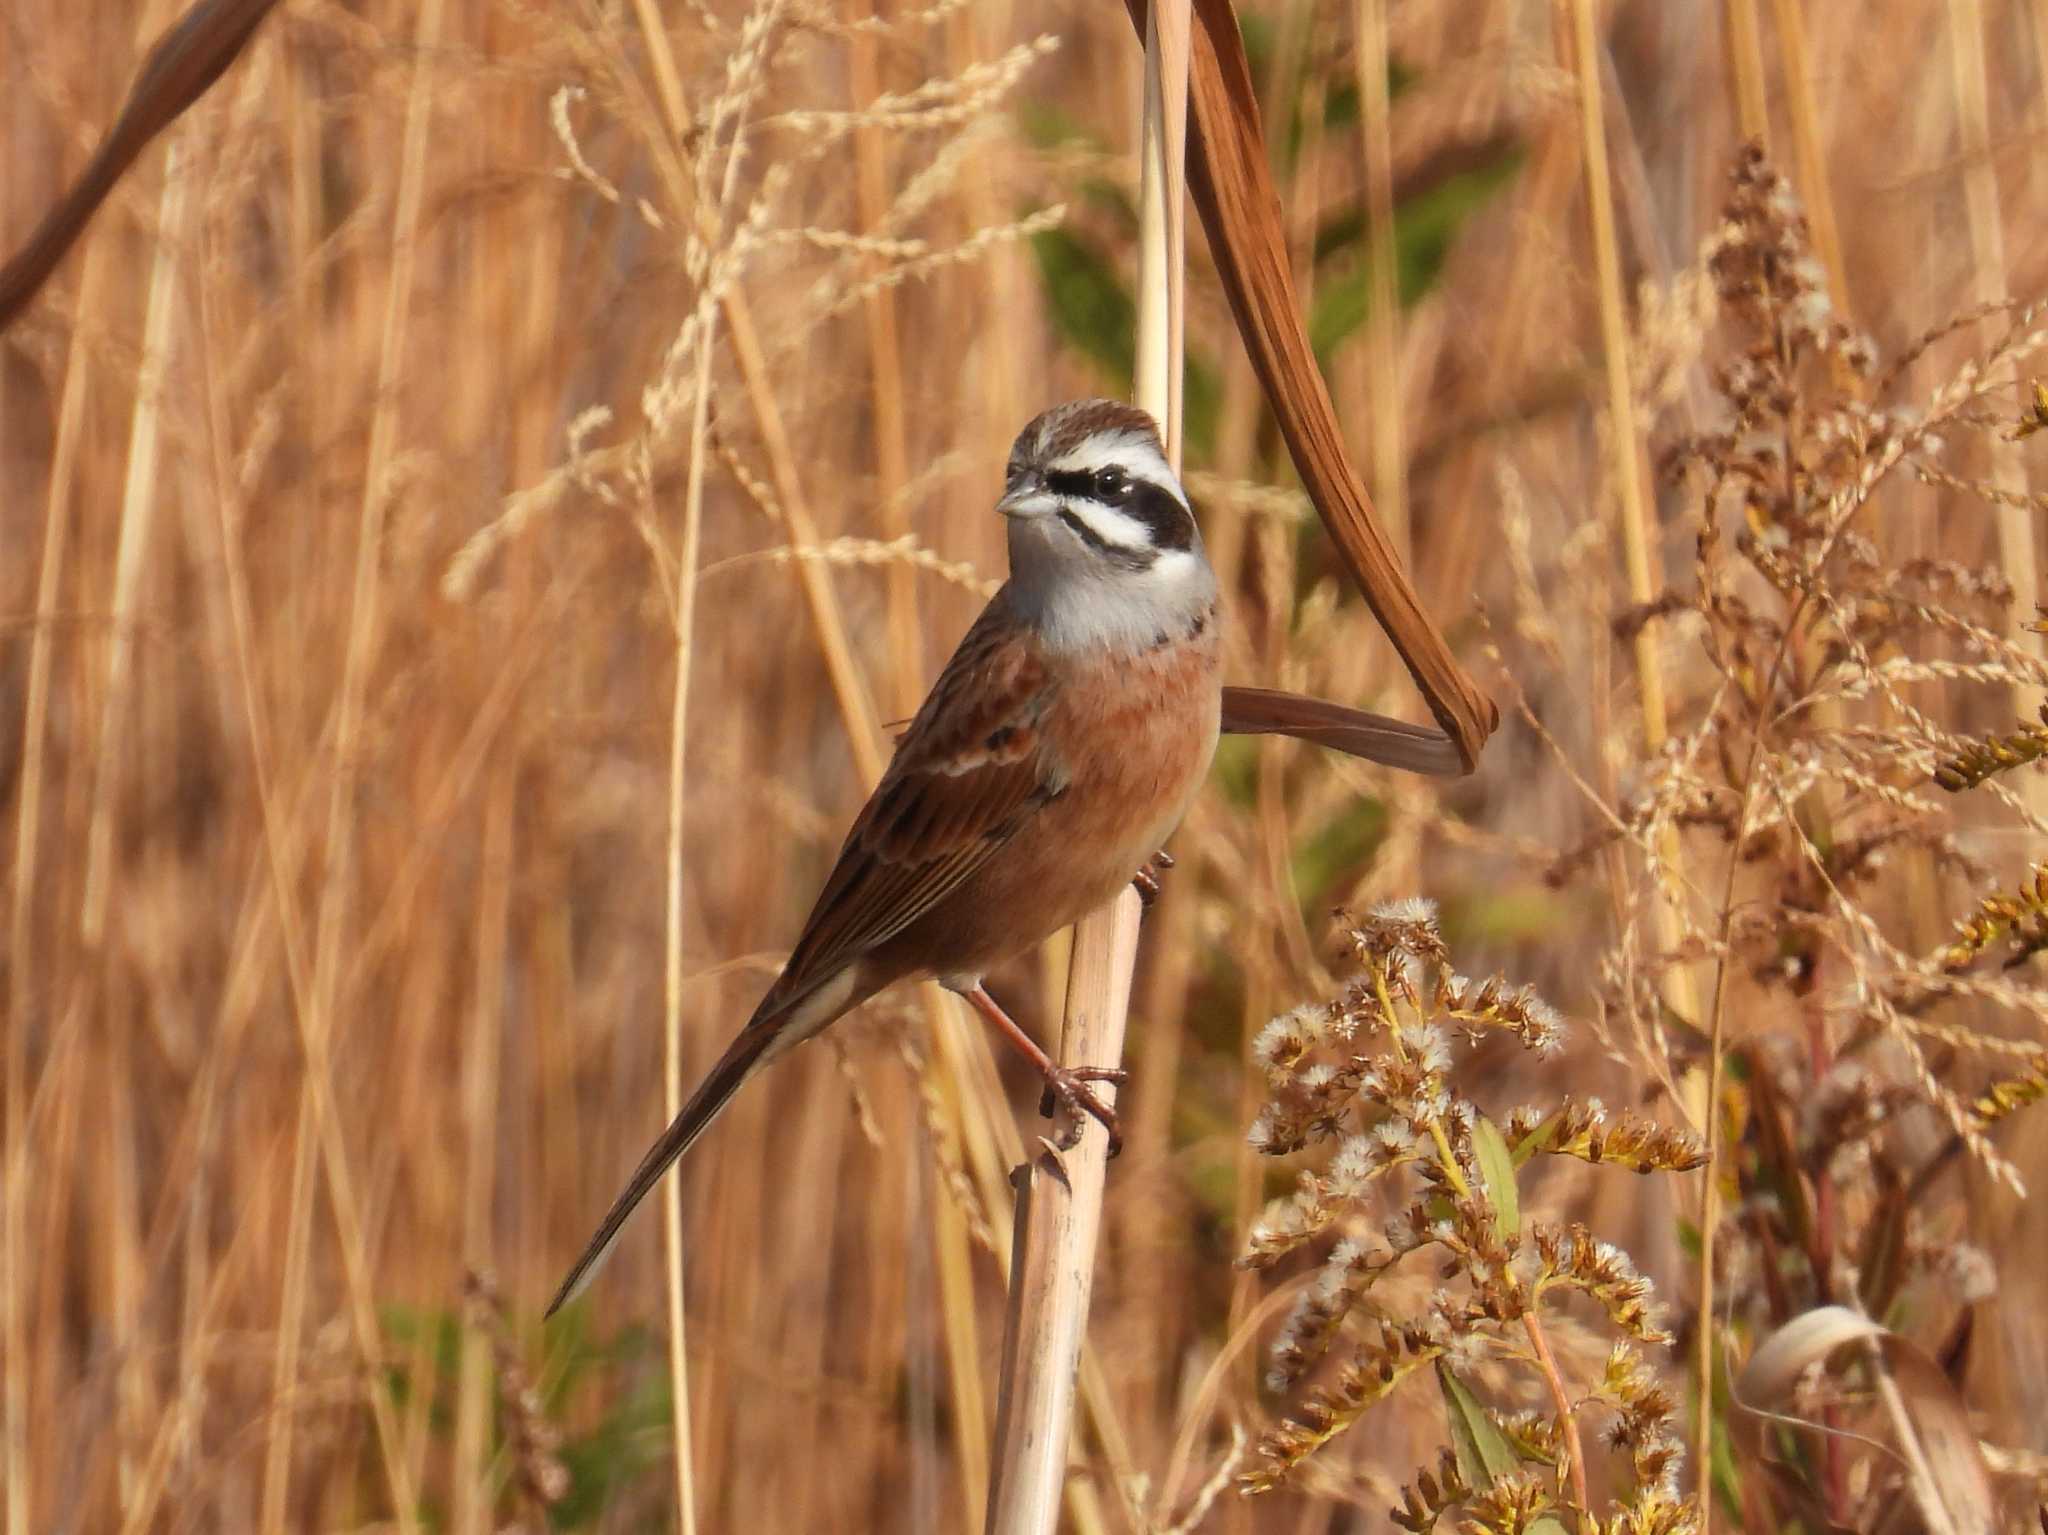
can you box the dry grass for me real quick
[6,0,2048,1530]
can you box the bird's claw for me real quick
[1129,849,1176,908]
[1037,1065,1129,1157]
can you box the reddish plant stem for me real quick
[1522,1309,1591,1531]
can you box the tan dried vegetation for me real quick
[5,0,2048,1531]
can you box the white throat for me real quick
[1003,519,1217,655]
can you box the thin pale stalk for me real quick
[986,897,1144,1535]
[1768,0,1849,319]
[262,0,448,1522]
[1558,0,1700,992]
[1355,0,1406,565]
[846,0,921,715]
[4,216,109,1535]
[1560,4,1709,1501]
[1947,0,2045,824]
[78,136,185,946]
[1723,0,1769,143]
[1561,0,1665,752]
[79,129,191,1510]
[987,1,1188,1529]
[455,779,514,1535]
[660,329,717,1535]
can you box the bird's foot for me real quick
[1130,848,1176,908]
[1038,1065,1129,1156]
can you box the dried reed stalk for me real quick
[3,199,113,1535]
[1723,0,1769,142]
[258,0,449,1525]
[985,3,1188,1530]
[1557,0,1711,1508]
[1354,0,1405,561]
[1947,0,2046,824]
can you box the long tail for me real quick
[545,1003,790,1318]
[1220,685,1463,777]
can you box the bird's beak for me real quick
[997,472,1052,519]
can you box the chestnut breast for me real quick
[881,604,1220,983]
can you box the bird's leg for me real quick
[1130,848,1176,907]
[960,982,1126,1156]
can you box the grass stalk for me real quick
[454,777,514,1535]
[1561,0,1667,755]
[986,1,1188,1529]
[1947,0,2046,822]
[1560,1,1712,1507]
[3,211,111,1535]
[262,0,449,1522]
[1354,0,1406,565]
[82,129,193,1510]
[77,136,186,948]
[1769,0,1849,320]
[659,301,717,1535]
[1723,0,1770,143]
[845,0,921,715]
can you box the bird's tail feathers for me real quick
[544,997,798,1319]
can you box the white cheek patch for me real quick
[1045,431,1190,512]
[1055,498,1154,559]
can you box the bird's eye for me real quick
[1094,468,1128,499]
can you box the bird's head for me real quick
[997,399,1215,653]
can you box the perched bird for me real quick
[547,399,1223,1317]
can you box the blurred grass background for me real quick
[4,0,2047,1529]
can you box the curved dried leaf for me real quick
[1740,1307,1999,1535]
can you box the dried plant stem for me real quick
[1354,0,1405,563]
[985,898,1144,1534]
[729,273,1007,1510]
[845,0,922,715]
[259,0,451,1526]
[1947,0,2046,821]
[1560,6,1715,1509]
[91,134,197,1501]
[1134,0,1189,452]
[1768,0,1849,317]
[1723,0,1769,142]
[657,298,718,1535]
[4,213,110,1535]
[621,11,715,1530]
[77,137,184,948]
[987,2,1187,1530]
[1559,0,1699,1003]
[454,775,514,1535]
[1562,0,1665,755]
[1521,1311,1592,1532]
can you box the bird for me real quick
[546,398,1224,1318]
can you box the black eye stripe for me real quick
[1042,467,1196,554]
[1045,469,1100,499]
[1127,480,1194,551]
[1056,508,1154,571]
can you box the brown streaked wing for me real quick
[772,598,1061,995]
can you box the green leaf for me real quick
[1025,225,1222,455]
[1308,153,1522,359]
[1438,1365,1571,1535]
[1471,1114,1520,1241]
[1438,1363,1521,1486]
[1029,225,1135,386]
